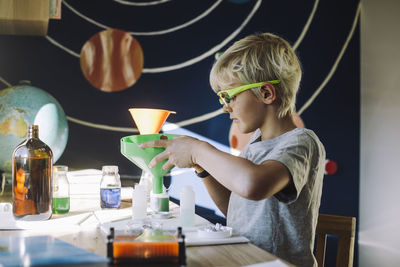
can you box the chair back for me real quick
[315,213,356,267]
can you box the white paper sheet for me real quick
[184,231,249,246]
[0,211,92,230]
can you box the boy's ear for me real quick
[260,82,276,104]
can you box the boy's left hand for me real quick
[139,136,200,170]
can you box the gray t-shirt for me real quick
[227,128,325,267]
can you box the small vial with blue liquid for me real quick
[100,165,121,209]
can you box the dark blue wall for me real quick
[0,0,360,265]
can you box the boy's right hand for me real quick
[139,136,203,170]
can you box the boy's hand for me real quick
[139,136,201,170]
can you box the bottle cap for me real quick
[53,165,68,172]
[102,165,118,173]
[28,125,39,136]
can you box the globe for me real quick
[0,82,69,174]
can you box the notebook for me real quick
[0,235,108,266]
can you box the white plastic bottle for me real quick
[132,184,147,220]
[180,185,195,227]
[139,171,152,201]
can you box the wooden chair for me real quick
[315,214,356,267]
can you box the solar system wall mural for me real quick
[80,28,144,92]
[0,1,360,264]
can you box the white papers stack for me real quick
[67,169,102,196]
[67,169,133,199]
[184,231,249,246]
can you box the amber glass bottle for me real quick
[12,125,53,221]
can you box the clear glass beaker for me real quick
[100,165,121,209]
[52,165,70,214]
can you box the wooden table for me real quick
[0,194,293,267]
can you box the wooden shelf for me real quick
[0,0,50,36]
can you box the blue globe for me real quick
[0,82,68,173]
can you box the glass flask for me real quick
[12,125,53,221]
[52,165,70,214]
[100,165,121,209]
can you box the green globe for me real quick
[0,82,68,173]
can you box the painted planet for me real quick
[80,28,144,92]
[325,159,338,175]
[0,82,68,173]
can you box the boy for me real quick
[140,33,326,266]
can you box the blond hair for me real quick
[210,33,302,118]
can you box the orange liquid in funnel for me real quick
[129,108,176,134]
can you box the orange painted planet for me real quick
[80,29,144,92]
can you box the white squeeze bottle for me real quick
[132,184,147,220]
[180,185,195,227]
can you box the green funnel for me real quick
[120,134,178,194]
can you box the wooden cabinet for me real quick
[0,0,50,36]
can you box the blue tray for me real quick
[0,235,108,266]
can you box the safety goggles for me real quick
[217,80,280,105]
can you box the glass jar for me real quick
[12,125,53,221]
[100,165,121,209]
[52,165,70,214]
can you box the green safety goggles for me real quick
[217,80,280,105]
